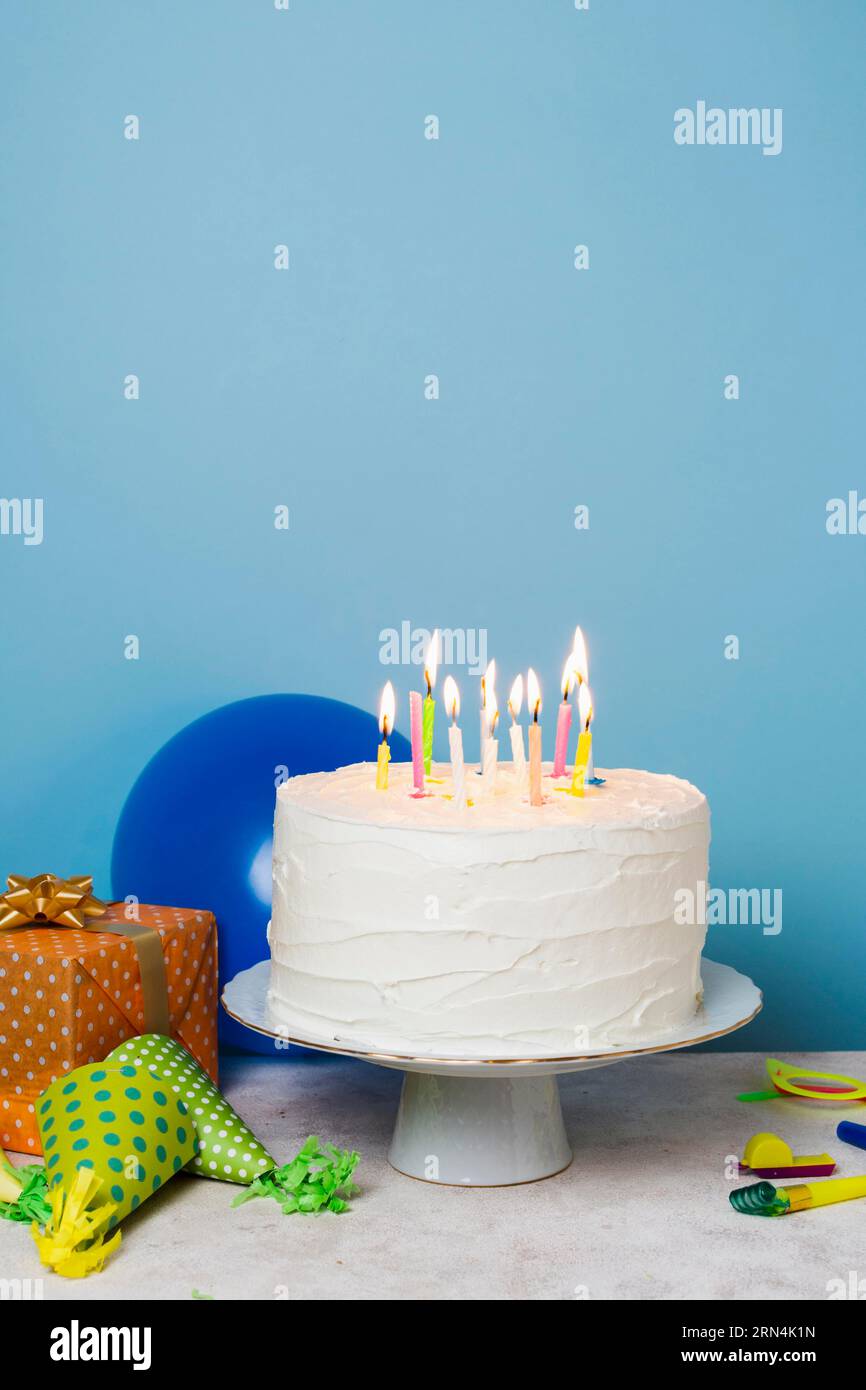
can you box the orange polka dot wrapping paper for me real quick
[0,904,219,1154]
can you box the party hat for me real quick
[105,1034,275,1184]
[35,1060,197,1275]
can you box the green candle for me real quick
[423,694,435,775]
[422,629,439,775]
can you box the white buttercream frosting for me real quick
[267,761,710,1058]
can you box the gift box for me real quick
[0,898,218,1154]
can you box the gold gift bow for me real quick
[0,873,170,1036]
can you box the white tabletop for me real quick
[2,1050,863,1301]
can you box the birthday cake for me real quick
[266,761,710,1059]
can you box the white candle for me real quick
[481,674,499,795]
[527,667,543,807]
[509,725,526,789]
[479,659,495,773]
[481,736,498,793]
[443,676,466,809]
[449,724,466,809]
[508,674,527,793]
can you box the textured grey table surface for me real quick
[2,1050,863,1301]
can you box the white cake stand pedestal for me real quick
[222,959,761,1187]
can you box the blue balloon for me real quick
[111,694,410,1052]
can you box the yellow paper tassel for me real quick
[32,1167,121,1278]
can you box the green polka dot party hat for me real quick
[33,1036,275,1277]
[34,1060,198,1276]
[104,1034,275,1185]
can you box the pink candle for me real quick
[552,654,577,777]
[552,701,573,778]
[409,690,425,793]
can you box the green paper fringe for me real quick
[0,1164,52,1226]
[231,1136,359,1215]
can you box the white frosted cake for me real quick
[266,761,710,1059]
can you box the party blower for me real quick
[738,1058,866,1104]
[731,1174,866,1217]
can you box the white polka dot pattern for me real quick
[0,905,218,1153]
[105,1034,274,1186]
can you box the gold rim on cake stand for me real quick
[221,958,762,1069]
[221,959,762,1187]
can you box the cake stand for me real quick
[222,959,761,1187]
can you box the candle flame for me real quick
[527,668,541,721]
[561,656,576,700]
[578,680,593,731]
[484,677,499,736]
[424,629,440,693]
[508,674,523,720]
[572,627,589,685]
[379,681,396,739]
[443,674,460,721]
[481,657,496,701]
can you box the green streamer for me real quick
[231,1135,359,1215]
[0,1162,52,1225]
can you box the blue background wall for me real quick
[2,2,864,1049]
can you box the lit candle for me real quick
[552,655,576,777]
[508,674,527,793]
[572,626,589,689]
[443,675,466,810]
[479,659,496,768]
[376,682,395,790]
[409,690,425,793]
[422,629,439,776]
[481,675,499,795]
[527,667,543,806]
[569,682,593,797]
[571,626,596,780]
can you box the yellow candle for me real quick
[569,731,591,797]
[527,668,543,806]
[376,739,391,789]
[376,681,395,791]
[569,681,593,797]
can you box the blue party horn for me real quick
[837,1121,866,1153]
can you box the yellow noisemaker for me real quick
[738,1132,835,1179]
[731,1174,866,1217]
